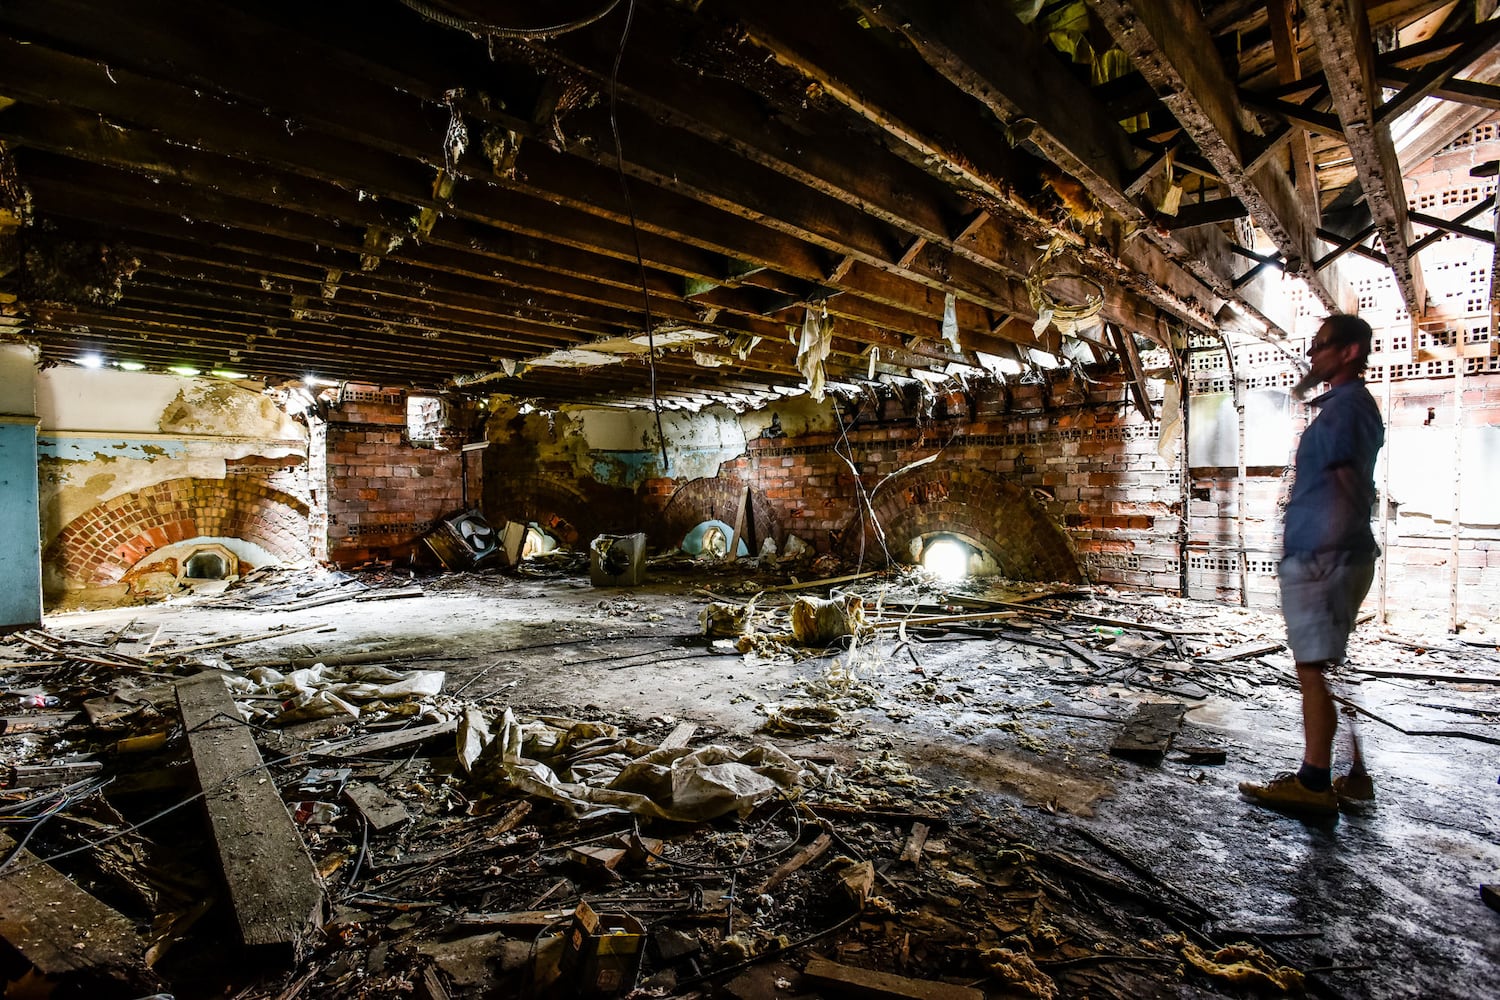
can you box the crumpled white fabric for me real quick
[224,663,446,722]
[479,708,808,821]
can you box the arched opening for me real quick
[184,550,230,580]
[910,532,1004,579]
[522,523,561,560]
[681,519,749,559]
[921,536,970,580]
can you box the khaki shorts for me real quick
[1279,551,1376,665]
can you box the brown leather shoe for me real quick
[1238,772,1338,816]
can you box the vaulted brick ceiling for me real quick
[0,0,1495,406]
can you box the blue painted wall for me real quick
[0,422,42,629]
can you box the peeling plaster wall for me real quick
[482,400,749,540]
[36,368,310,594]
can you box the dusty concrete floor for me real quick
[36,567,1500,998]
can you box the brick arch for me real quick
[48,478,311,585]
[659,477,773,554]
[484,475,616,548]
[838,465,1082,582]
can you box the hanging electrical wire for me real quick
[607,0,670,471]
[399,0,623,39]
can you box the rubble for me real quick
[0,561,1495,997]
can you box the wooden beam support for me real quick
[1303,0,1427,317]
[176,673,325,957]
[1092,0,1345,311]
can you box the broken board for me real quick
[344,782,410,832]
[0,832,143,978]
[802,956,984,999]
[176,672,324,956]
[1108,702,1186,766]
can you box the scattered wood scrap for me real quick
[1353,667,1500,685]
[1201,640,1284,663]
[313,719,459,759]
[801,956,984,1000]
[1109,702,1186,766]
[898,822,931,868]
[176,673,325,957]
[0,832,146,981]
[344,782,410,833]
[756,832,832,895]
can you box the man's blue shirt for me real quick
[1283,379,1385,556]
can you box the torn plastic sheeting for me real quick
[796,305,833,402]
[485,708,807,821]
[225,663,446,721]
[941,292,960,352]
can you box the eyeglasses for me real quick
[1307,339,1342,355]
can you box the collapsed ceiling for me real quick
[0,0,1496,407]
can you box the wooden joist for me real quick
[176,672,325,956]
[0,832,144,979]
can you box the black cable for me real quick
[343,815,371,896]
[399,0,623,39]
[3,710,384,876]
[607,0,669,472]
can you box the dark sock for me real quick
[1298,763,1331,791]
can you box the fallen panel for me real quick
[0,832,143,979]
[176,672,325,956]
[801,956,984,999]
[1108,702,1187,766]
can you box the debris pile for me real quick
[1,563,1496,997]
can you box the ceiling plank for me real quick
[1091,0,1349,312]
[1303,0,1428,316]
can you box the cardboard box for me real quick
[559,900,644,996]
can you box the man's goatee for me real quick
[1291,369,1323,400]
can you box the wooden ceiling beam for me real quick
[718,0,1211,342]
[1091,0,1348,312]
[846,0,1297,343]
[1303,0,1427,317]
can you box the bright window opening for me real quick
[922,538,969,580]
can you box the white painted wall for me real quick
[37,368,304,439]
[0,343,37,416]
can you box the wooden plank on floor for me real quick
[0,832,142,977]
[312,719,459,758]
[1108,701,1186,766]
[176,672,324,955]
[1201,640,1284,663]
[344,782,409,833]
[801,956,984,999]
[659,722,698,749]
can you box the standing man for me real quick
[1240,314,1385,816]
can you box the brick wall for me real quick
[323,389,464,565]
[658,475,775,555]
[47,477,309,584]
